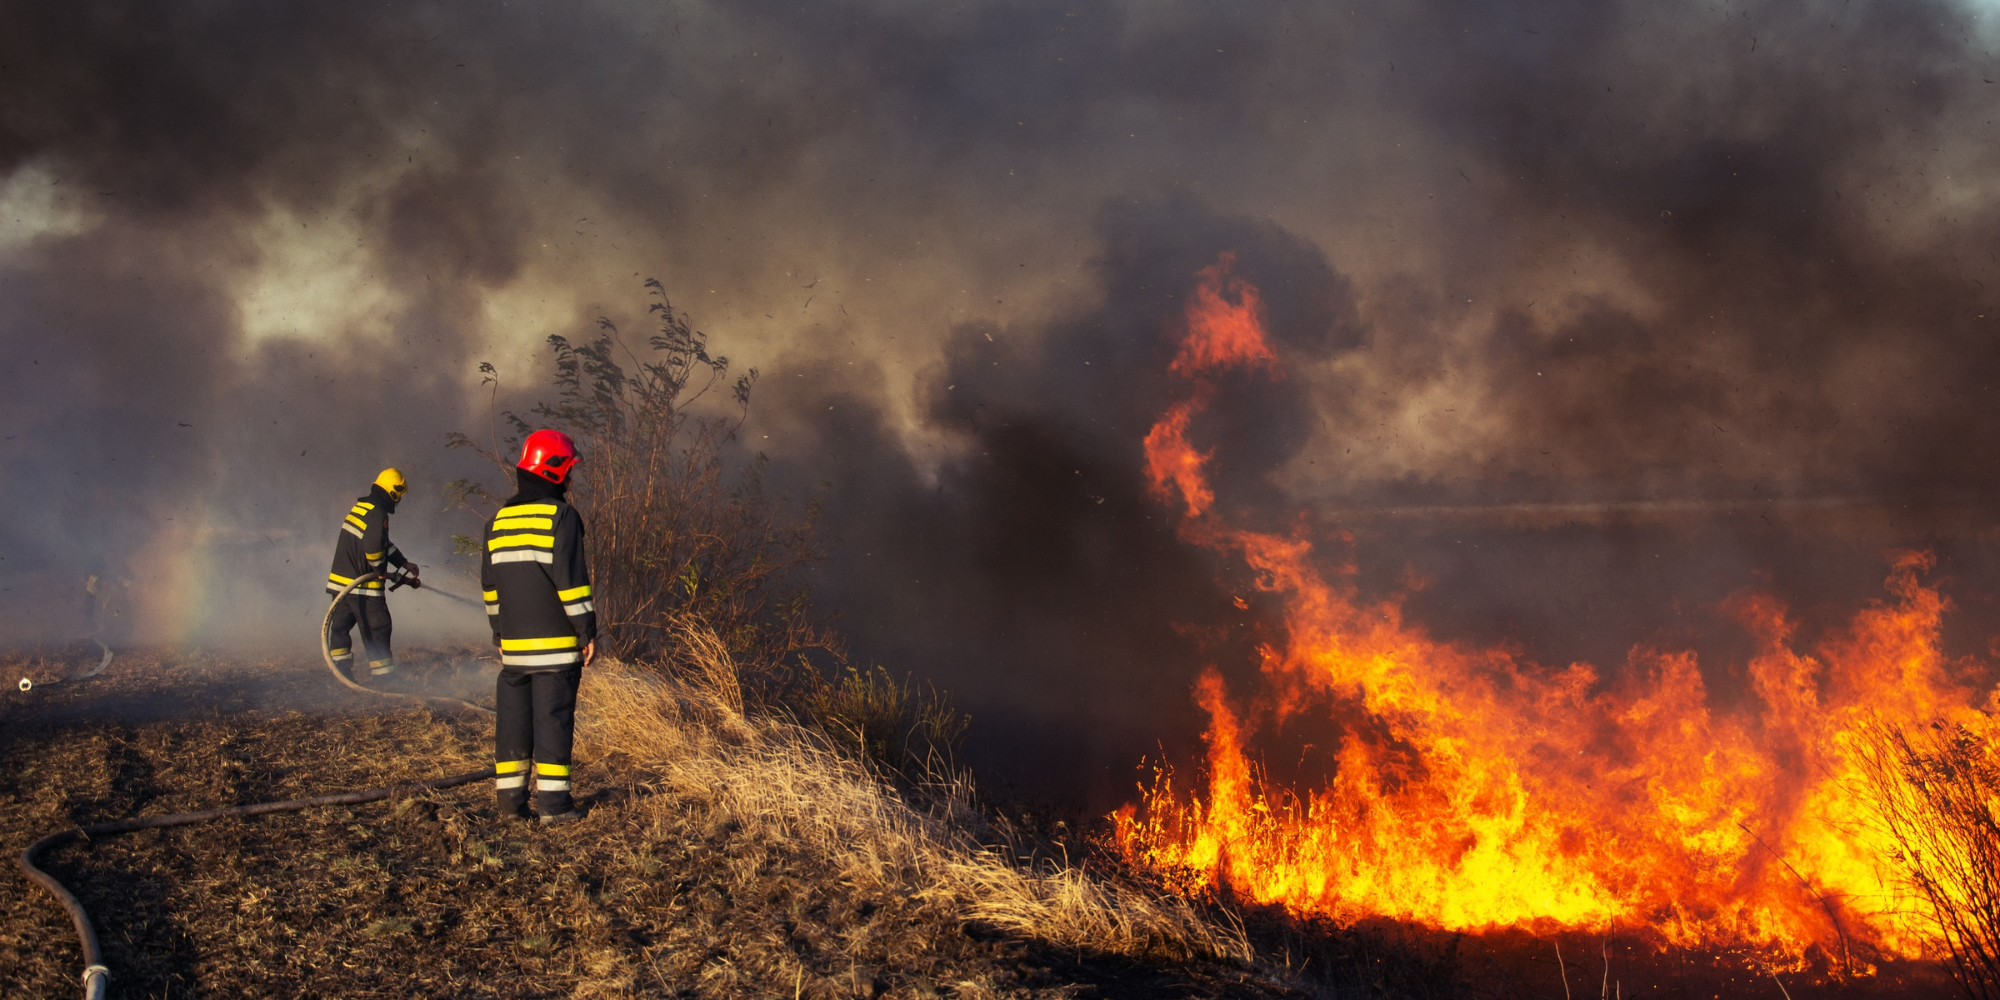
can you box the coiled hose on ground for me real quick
[315,572,497,719]
[16,640,113,693]
[18,572,496,1000]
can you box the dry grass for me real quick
[578,644,1253,968]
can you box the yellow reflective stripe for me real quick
[497,503,558,518]
[328,572,355,586]
[356,501,375,510]
[492,516,553,531]
[482,589,499,602]
[488,533,555,551]
[535,762,570,776]
[344,515,367,531]
[556,584,592,601]
[495,759,529,774]
[364,551,384,562]
[499,636,579,651]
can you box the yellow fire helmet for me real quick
[373,467,408,501]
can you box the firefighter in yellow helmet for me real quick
[325,468,421,679]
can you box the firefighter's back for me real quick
[483,496,594,672]
[483,430,593,825]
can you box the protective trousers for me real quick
[495,666,580,817]
[326,594,395,678]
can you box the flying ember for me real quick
[1113,253,1999,964]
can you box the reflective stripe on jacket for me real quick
[327,485,413,596]
[482,495,595,671]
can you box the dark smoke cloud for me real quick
[759,202,1363,801]
[5,1,2000,801]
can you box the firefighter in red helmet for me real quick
[482,430,595,824]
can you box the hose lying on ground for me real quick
[16,641,115,693]
[75,641,114,681]
[18,765,496,1000]
[17,571,500,998]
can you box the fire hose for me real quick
[317,571,496,719]
[16,641,114,694]
[18,572,497,999]
[18,767,494,1000]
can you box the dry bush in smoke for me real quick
[1856,719,2000,1000]
[447,279,833,680]
[447,280,966,781]
[577,630,1253,968]
[800,660,972,784]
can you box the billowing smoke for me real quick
[5,1,2000,802]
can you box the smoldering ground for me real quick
[4,1,2000,802]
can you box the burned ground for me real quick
[0,649,1313,999]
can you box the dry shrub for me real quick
[577,634,1253,966]
[1856,719,2000,999]
[449,281,970,780]
[448,278,835,680]
[801,661,971,782]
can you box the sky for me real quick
[5,0,2000,801]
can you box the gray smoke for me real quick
[5,1,2000,803]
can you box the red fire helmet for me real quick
[517,429,579,483]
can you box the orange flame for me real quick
[1170,252,1277,376]
[1117,253,1997,964]
[1141,253,1278,520]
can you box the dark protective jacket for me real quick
[327,484,416,597]
[481,470,596,671]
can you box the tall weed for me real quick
[1857,719,2000,999]
[446,279,837,688]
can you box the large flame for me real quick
[1114,253,1998,964]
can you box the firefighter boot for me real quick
[495,759,531,820]
[533,761,575,819]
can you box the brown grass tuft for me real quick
[580,628,1254,967]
